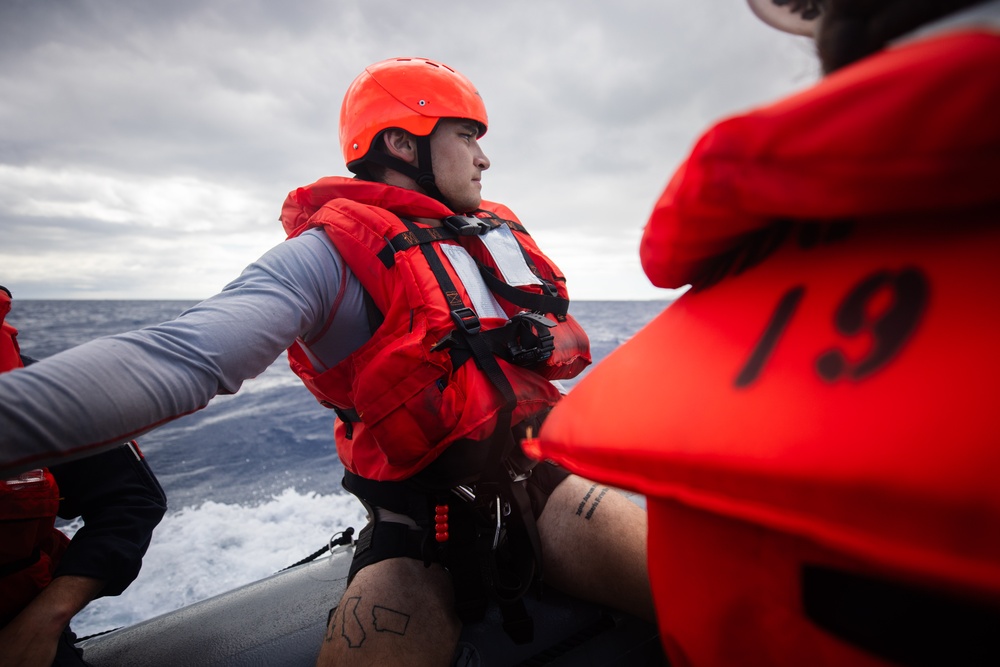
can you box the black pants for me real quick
[56,627,93,666]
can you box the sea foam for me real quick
[64,488,368,636]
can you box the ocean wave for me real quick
[65,488,368,637]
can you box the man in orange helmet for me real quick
[0,58,653,665]
[284,56,654,667]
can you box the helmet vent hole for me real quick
[419,100,426,106]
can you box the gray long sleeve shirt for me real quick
[1,229,368,473]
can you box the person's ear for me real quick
[382,129,418,165]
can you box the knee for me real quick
[318,559,461,666]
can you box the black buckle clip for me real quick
[444,215,492,236]
[506,312,556,366]
[451,307,481,335]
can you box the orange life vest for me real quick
[530,29,1000,667]
[0,299,69,627]
[281,177,590,482]
[0,290,22,372]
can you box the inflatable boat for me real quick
[77,537,666,666]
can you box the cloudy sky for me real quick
[0,0,818,301]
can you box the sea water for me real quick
[8,299,671,636]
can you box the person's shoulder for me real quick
[252,229,345,279]
[277,228,340,256]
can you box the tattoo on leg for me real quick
[339,596,367,648]
[576,484,597,516]
[575,484,609,520]
[585,487,609,519]
[373,605,410,635]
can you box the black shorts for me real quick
[344,461,570,582]
[522,460,570,518]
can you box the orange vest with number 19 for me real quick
[530,28,1000,667]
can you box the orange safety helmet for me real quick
[340,57,488,173]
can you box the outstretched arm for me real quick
[0,230,350,474]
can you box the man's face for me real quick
[429,118,490,213]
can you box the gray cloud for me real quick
[0,0,818,300]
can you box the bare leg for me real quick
[537,474,655,622]
[316,557,461,667]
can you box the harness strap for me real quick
[455,476,540,644]
[400,219,517,399]
[465,210,566,311]
[477,266,569,317]
[378,213,568,316]
[362,288,385,333]
[331,406,359,440]
[348,520,427,584]
[344,216,562,644]
[343,470,426,517]
[401,219,520,487]
[344,470,541,644]
[469,209,528,236]
[377,227,458,268]
[434,311,556,371]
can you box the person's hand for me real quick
[0,575,105,667]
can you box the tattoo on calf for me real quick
[575,484,609,520]
[329,596,366,648]
[373,605,410,635]
[324,599,412,648]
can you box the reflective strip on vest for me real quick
[439,244,507,319]
[481,225,544,287]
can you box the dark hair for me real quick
[0,285,11,299]
[816,0,989,73]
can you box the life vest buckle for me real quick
[451,307,482,335]
[444,215,492,236]
[505,453,536,484]
[506,312,556,366]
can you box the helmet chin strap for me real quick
[413,135,451,210]
[359,135,455,212]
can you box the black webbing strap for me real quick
[464,211,570,317]
[402,219,517,405]
[443,493,493,622]
[477,266,569,317]
[504,475,544,590]
[341,470,536,643]
[377,227,459,268]
[472,209,528,235]
[343,471,426,516]
[402,218,541,642]
[433,312,555,371]
[347,520,427,585]
[379,214,568,317]
[478,473,542,643]
[331,406,360,440]
[362,288,385,334]
[444,477,539,644]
